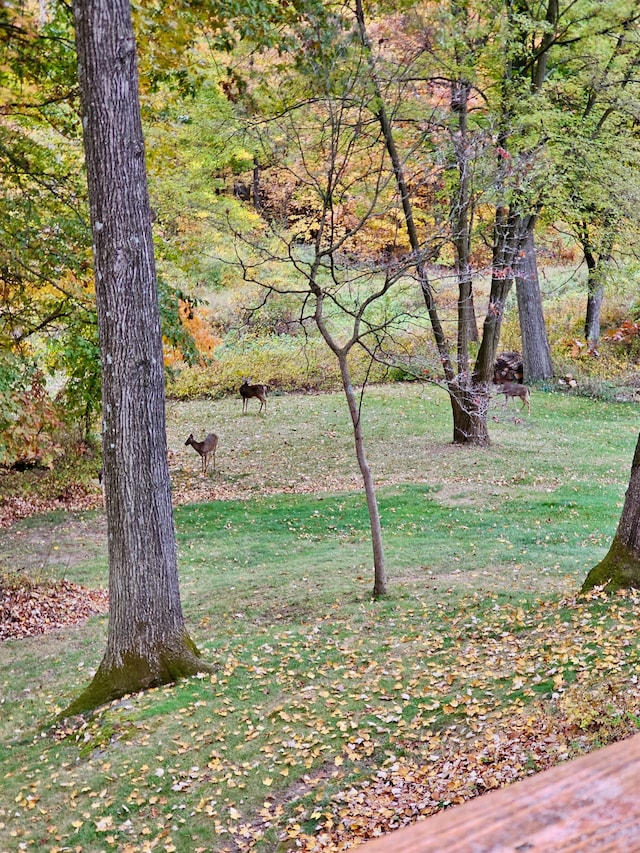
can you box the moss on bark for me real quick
[60,631,214,718]
[581,535,640,593]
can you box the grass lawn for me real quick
[1,383,640,852]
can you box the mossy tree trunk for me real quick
[65,0,210,717]
[582,433,640,592]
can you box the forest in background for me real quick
[2,4,640,846]
[1,0,640,471]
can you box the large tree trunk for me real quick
[449,378,491,446]
[65,0,209,716]
[515,227,554,381]
[582,433,640,592]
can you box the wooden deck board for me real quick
[360,733,640,852]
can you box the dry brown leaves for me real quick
[276,707,640,852]
[0,488,102,528]
[0,575,108,641]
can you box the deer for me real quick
[185,432,218,473]
[496,382,531,415]
[240,380,267,415]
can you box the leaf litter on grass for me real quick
[0,575,108,640]
[2,387,640,850]
[3,586,640,853]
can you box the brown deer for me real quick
[240,380,267,414]
[185,432,218,473]
[496,382,531,415]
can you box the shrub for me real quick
[0,363,65,469]
[165,328,434,400]
[166,334,341,399]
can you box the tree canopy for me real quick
[1,0,639,454]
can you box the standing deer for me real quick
[496,382,531,415]
[240,380,267,414]
[185,432,218,473]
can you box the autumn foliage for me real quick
[0,369,64,469]
[163,300,221,368]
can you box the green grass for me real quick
[1,384,640,851]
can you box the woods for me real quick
[2,1,639,456]
[1,0,640,848]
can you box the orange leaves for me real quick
[0,369,64,469]
[605,319,640,345]
[163,300,221,367]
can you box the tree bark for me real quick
[338,354,387,598]
[582,433,640,592]
[515,227,554,381]
[65,0,209,716]
[583,244,611,347]
[450,79,479,356]
[449,378,491,446]
[473,207,521,383]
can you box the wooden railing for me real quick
[360,733,640,852]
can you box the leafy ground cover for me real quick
[1,384,640,851]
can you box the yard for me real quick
[1,383,639,851]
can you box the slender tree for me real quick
[233,82,397,597]
[353,0,493,446]
[64,0,210,715]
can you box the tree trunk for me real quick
[475,0,558,384]
[584,245,610,347]
[338,355,387,597]
[451,80,479,355]
[66,0,209,716]
[449,377,491,446]
[355,0,499,446]
[515,227,554,381]
[313,272,387,596]
[473,207,520,383]
[582,433,640,592]
[355,0,489,446]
